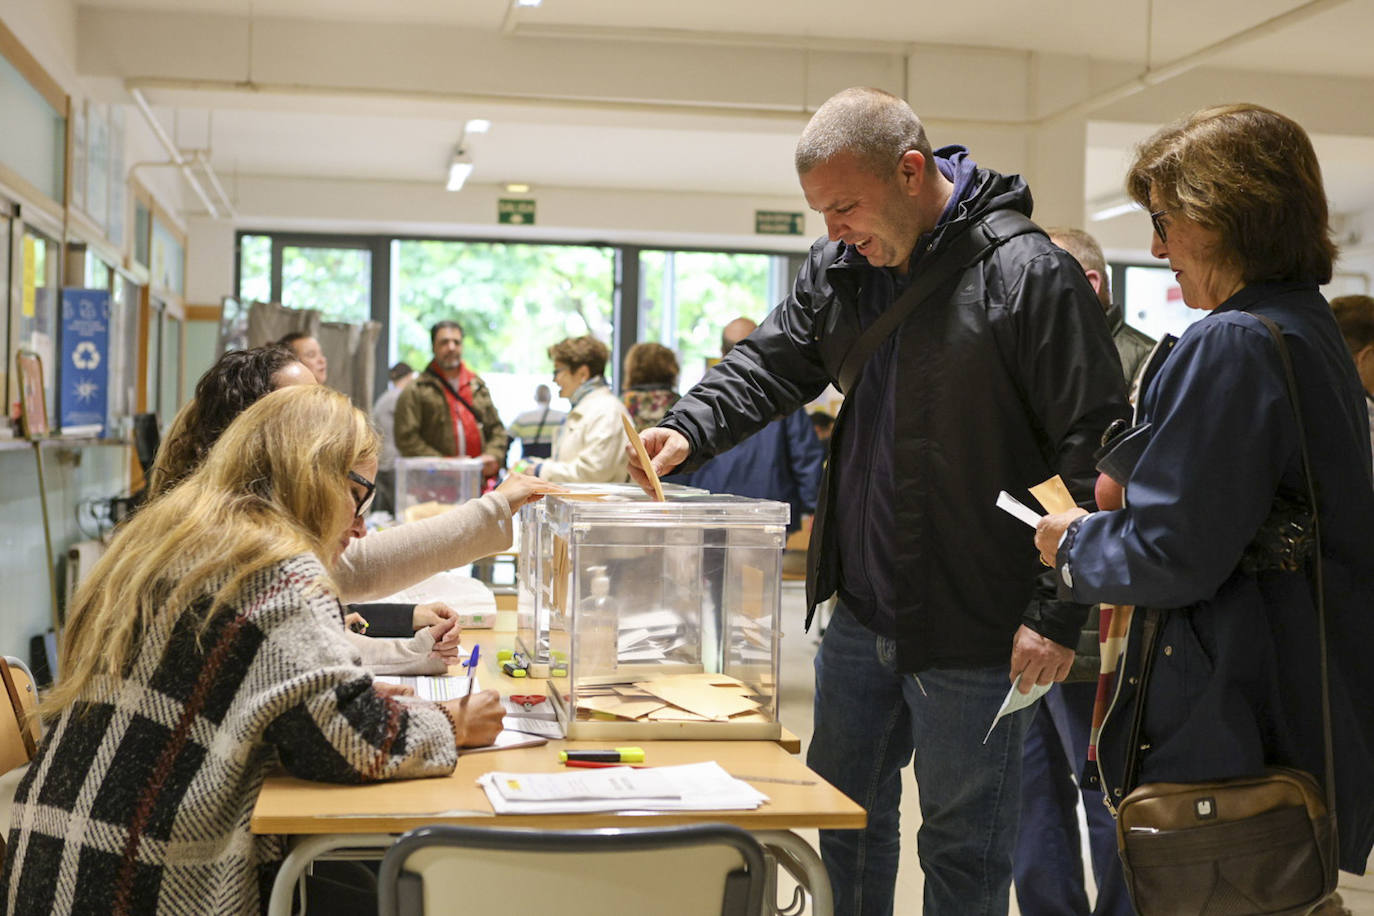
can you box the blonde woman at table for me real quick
[1,386,507,916]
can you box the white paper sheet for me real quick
[983,675,1051,744]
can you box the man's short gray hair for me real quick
[795,87,934,178]
[1047,227,1111,306]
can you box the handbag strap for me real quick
[1252,313,1334,814]
[834,209,1041,395]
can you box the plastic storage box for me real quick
[394,456,484,518]
[519,490,788,740]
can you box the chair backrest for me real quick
[378,823,767,916]
[0,656,39,775]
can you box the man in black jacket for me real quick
[631,88,1127,916]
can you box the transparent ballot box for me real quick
[394,456,484,518]
[519,490,788,740]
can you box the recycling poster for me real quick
[60,288,111,436]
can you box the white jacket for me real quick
[538,383,630,483]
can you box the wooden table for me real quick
[253,739,863,916]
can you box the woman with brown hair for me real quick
[527,335,629,483]
[621,341,680,432]
[1033,105,1374,889]
[1,386,506,914]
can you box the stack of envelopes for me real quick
[574,672,770,723]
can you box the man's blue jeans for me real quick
[1014,683,1135,916]
[807,602,1031,916]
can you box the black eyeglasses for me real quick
[1149,208,1174,243]
[347,470,376,519]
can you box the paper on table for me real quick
[477,761,768,814]
[984,675,1051,744]
[996,490,1042,528]
[620,412,665,501]
[376,673,478,701]
[459,729,549,755]
[500,715,566,739]
[1029,474,1077,515]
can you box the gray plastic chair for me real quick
[378,823,768,916]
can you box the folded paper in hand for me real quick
[984,675,1050,744]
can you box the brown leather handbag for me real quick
[1113,315,1340,916]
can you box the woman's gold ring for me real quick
[1039,555,1053,568]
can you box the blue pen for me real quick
[464,644,480,698]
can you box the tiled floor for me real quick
[772,582,1374,915]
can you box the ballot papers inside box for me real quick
[518,490,788,741]
[395,456,484,518]
[515,483,706,668]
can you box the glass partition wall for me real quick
[237,232,794,435]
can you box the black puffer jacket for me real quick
[661,157,1128,673]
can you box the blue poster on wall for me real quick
[60,288,111,436]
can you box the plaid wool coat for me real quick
[1,554,459,915]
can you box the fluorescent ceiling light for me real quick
[447,153,474,191]
[1089,199,1140,222]
[465,118,491,134]
[515,0,542,7]
[505,183,531,193]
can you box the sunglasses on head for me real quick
[347,470,376,519]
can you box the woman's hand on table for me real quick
[426,616,463,665]
[1034,508,1088,567]
[444,689,505,748]
[495,471,567,511]
[413,601,456,630]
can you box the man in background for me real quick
[1048,227,1155,389]
[394,320,508,480]
[507,383,565,460]
[371,360,415,515]
[670,317,825,534]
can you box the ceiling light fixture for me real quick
[1089,197,1141,222]
[465,118,492,134]
[515,0,542,7]
[447,149,474,191]
[505,183,531,193]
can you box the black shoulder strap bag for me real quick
[804,209,1042,621]
[1114,314,1339,916]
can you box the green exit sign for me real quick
[498,198,536,225]
[755,210,806,235]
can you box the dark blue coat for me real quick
[1058,282,1374,872]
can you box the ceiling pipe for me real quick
[1033,0,1352,125]
[192,150,236,218]
[128,86,223,218]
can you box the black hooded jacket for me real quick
[660,151,1128,673]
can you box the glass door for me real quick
[278,241,373,323]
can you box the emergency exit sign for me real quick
[498,198,536,225]
[754,210,806,235]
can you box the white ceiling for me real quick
[75,0,1374,237]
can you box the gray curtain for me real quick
[246,300,379,413]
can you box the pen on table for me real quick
[559,747,645,764]
[561,760,648,770]
[463,644,480,698]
